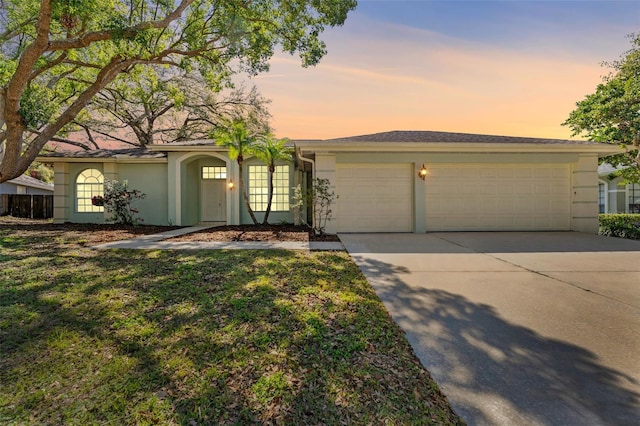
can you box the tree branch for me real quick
[46,0,195,51]
[30,52,67,81]
[0,16,37,42]
[17,55,135,171]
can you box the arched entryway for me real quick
[174,152,237,226]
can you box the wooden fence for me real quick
[0,194,54,219]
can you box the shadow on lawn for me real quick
[2,246,460,424]
[351,255,640,425]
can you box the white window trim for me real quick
[598,179,608,214]
[248,164,290,212]
[76,169,104,213]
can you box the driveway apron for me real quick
[340,232,640,426]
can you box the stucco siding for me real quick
[319,152,594,233]
[117,163,169,225]
[62,163,170,225]
[571,155,599,233]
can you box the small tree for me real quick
[92,179,146,225]
[214,120,260,224]
[292,178,337,236]
[252,134,293,224]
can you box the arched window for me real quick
[76,169,104,212]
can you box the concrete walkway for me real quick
[340,232,640,426]
[92,226,344,251]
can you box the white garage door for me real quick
[336,163,413,232]
[425,164,571,231]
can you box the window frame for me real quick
[76,168,104,213]
[202,166,227,180]
[629,183,640,213]
[247,164,290,212]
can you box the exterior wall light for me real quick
[418,164,428,180]
[228,180,235,190]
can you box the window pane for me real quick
[76,169,104,212]
[202,166,227,179]
[248,165,290,211]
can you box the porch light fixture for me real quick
[418,164,428,180]
[228,180,235,190]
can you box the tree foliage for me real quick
[70,67,271,147]
[0,0,357,182]
[564,33,640,182]
[26,160,54,182]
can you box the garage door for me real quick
[425,164,571,231]
[336,163,413,232]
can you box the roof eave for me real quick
[147,143,224,152]
[295,141,622,156]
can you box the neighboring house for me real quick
[38,130,619,234]
[0,174,54,216]
[598,163,640,214]
[0,174,54,195]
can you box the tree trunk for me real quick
[1,55,132,182]
[238,161,259,225]
[262,166,274,225]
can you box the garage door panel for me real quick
[497,169,515,178]
[426,164,570,231]
[515,168,533,178]
[337,163,413,232]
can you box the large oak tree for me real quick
[0,0,357,182]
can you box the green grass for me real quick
[0,226,463,425]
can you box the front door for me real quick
[201,179,226,222]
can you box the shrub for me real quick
[92,179,146,225]
[599,214,640,240]
[292,178,337,236]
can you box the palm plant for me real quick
[213,120,260,225]
[253,134,293,224]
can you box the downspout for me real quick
[295,146,315,226]
[295,146,315,180]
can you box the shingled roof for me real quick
[5,175,54,191]
[321,130,594,145]
[41,147,166,159]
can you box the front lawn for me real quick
[0,225,462,425]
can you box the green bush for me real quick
[599,214,640,239]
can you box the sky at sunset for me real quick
[250,0,640,140]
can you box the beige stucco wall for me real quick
[52,163,69,224]
[571,155,599,233]
[314,151,601,234]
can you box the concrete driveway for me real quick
[340,232,640,425]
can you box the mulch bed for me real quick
[169,224,340,242]
[0,218,181,245]
[0,218,340,244]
